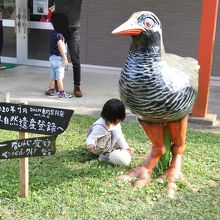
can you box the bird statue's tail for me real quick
[158,127,171,173]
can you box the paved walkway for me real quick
[0,65,220,132]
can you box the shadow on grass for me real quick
[67,146,100,162]
[0,146,131,197]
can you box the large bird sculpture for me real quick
[112,11,199,197]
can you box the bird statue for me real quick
[112,11,200,198]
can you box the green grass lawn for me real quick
[0,115,219,220]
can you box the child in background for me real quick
[86,99,134,165]
[47,15,72,99]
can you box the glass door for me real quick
[26,0,54,66]
[1,0,17,64]
[2,0,54,66]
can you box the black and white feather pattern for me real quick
[116,11,199,122]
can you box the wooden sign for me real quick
[0,136,56,159]
[0,102,74,135]
[0,97,73,197]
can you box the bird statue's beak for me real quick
[112,19,144,36]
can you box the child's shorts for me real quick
[93,132,111,154]
[92,132,120,155]
[49,55,65,80]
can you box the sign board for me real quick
[0,136,56,159]
[0,100,73,197]
[0,102,74,135]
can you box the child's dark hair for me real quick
[101,99,126,123]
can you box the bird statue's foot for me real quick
[156,166,183,198]
[117,168,139,181]
[167,182,177,199]
[157,153,183,183]
[155,169,179,183]
[133,171,151,189]
[117,166,150,181]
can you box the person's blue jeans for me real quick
[64,27,81,86]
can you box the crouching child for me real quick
[86,99,134,165]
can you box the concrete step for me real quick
[189,113,218,126]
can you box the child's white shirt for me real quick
[86,117,129,149]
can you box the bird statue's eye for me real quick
[145,18,154,29]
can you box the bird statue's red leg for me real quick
[118,119,166,188]
[158,115,189,198]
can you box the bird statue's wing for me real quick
[161,52,200,91]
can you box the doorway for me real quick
[2,0,54,66]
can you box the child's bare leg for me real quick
[49,80,55,89]
[57,79,64,91]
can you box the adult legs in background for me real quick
[64,27,82,97]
